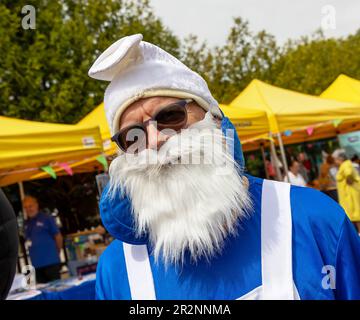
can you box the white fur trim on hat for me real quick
[88,34,222,135]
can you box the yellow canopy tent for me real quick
[230,79,360,134]
[77,103,112,148]
[0,116,103,186]
[242,76,360,152]
[315,74,360,146]
[321,74,360,103]
[219,104,269,140]
[242,119,360,152]
[245,75,360,151]
[2,103,117,185]
[230,79,360,176]
[74,103,117,173]
[249,75,360,152]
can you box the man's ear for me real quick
[212,114,222,128]
[208,105,223,128]
[209,104,223,127]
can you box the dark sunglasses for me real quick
[111,99,193,153]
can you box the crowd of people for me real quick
[320,150,360,232]
[269,149,360,232]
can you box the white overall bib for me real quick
[122,179,300,300]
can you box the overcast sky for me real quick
[150,0,360,46]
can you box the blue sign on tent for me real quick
[338,130,360,158]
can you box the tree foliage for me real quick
[181,21,360,103]
[0,0,179,123]
[180,18,280,103]
[270,30,360,95]
[1,1,360,122]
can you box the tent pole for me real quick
[17,181,29,267]
[276,133,290,181]
[269,135,282,181]
[260,143,269,180]
[18,182,26,219]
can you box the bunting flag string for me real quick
[96,154,109,171]
[333,119,343,127]
[40,165,57,179]
[263,136,275,142]
[306,127,314,136]
[57,162,74,176]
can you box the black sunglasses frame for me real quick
[111,99,193,152]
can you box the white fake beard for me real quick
[108,112,252,266]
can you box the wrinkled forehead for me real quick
[119,96,203,130]
[120,96,180,121]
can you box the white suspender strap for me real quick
[123,242,156,300]
[261,180,294,300]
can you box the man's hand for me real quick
[346,176,354,185]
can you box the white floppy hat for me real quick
[88,34,222,135]
[332,149,347,159]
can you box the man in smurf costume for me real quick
[89,34,360,300]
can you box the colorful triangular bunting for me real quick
[96,154,108,171]
[40,165,57,179]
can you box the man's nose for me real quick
[146,123,169,150]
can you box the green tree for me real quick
[270,30,360,95]
[179,19,360,103]
[0,0,179,123]
[2,2,360,123]
[179,18,280,104]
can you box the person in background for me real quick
[284,160,307,187]
[318,155,338,202]
[296,152,310,183]
[333,149,360,233]
[265,157,276,180]
[23,195,63,283]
